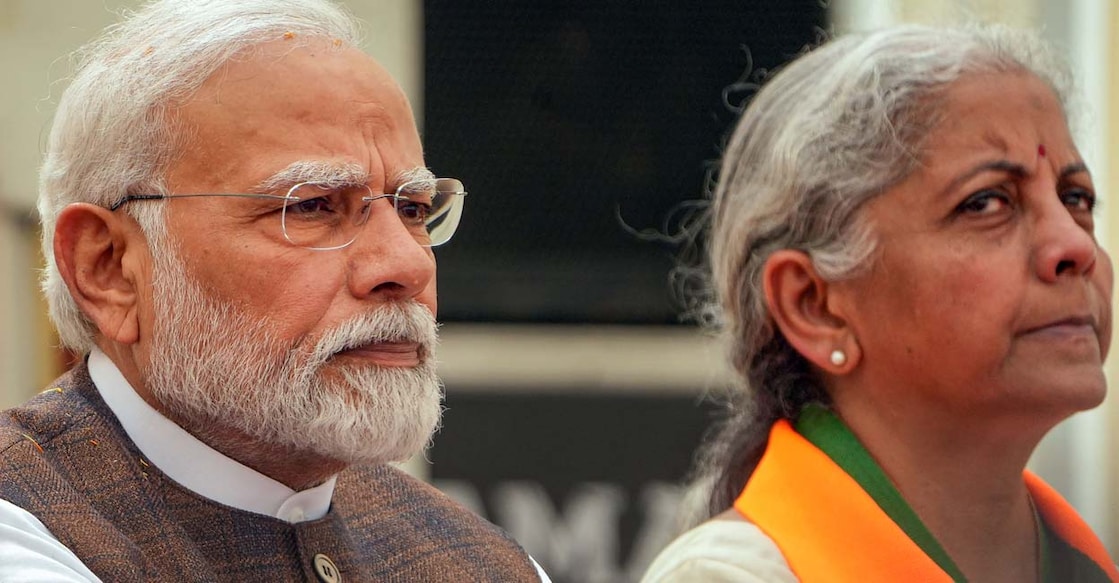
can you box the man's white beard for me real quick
[141,241,443,466]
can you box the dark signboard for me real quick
[431,390,718,583]
[424,0,828,324]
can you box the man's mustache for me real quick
[298,302,439,368]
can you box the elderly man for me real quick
[0,0,547,581]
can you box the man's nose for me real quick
[345,199,436,301]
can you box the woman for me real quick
[643,24,1119,583]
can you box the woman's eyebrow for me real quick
[938,160,1028,198]
[1059,161,1090,180]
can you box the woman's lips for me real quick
[338,342,422,367]
[1020,316,1097,342]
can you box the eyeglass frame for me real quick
[107,178,467,251]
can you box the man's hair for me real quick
[38,0,362,352]
[694,24,1072,517]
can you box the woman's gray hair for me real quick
[38,0,362,352]
[697,23,1072,516]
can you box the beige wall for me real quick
[0,207,19,405]
[0,201,51,408]
[833,0,1043,29]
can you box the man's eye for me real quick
[287,196,335,215]
[397,200,432,224]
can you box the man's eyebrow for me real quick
[254,161,369,192]
[392,166,435,187]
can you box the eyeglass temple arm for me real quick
[109,194,166,211]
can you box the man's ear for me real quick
[762,249,859,373]
[53,203,146,345]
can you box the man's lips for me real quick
[337,341,423,367]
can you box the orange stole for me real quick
[734,420,1119,582]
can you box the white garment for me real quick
[641,516,799,583]
[0,498,101,583]
[0,348,550,582]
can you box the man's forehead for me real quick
[178,39,405,128]
[201,37,375,88]
[163,38,424,195]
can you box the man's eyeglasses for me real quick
[109,178,467,250]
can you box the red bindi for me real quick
[1038,144,1046,157]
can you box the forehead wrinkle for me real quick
[255,160,369,191]
[979,129,1010,154]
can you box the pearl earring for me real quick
[830,349,847,367]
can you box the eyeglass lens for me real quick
[280,178,465,250]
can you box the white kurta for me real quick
[642,516,799,583]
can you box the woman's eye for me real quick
[956,190,1010,215]
[1060,187,1096,212]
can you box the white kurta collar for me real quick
[87,347,336,524]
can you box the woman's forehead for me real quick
[912,72,1074,165]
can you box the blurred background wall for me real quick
[0,1,1115,582]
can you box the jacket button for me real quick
[313,553,341,583]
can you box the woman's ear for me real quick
[762,249,859,373]
[53,203,145,345]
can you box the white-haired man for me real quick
[0,1,548,581]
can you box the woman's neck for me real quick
[832,399,1046,583]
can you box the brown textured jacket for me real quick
[0,362,541,582]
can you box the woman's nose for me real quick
[1033,199,1098,283]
